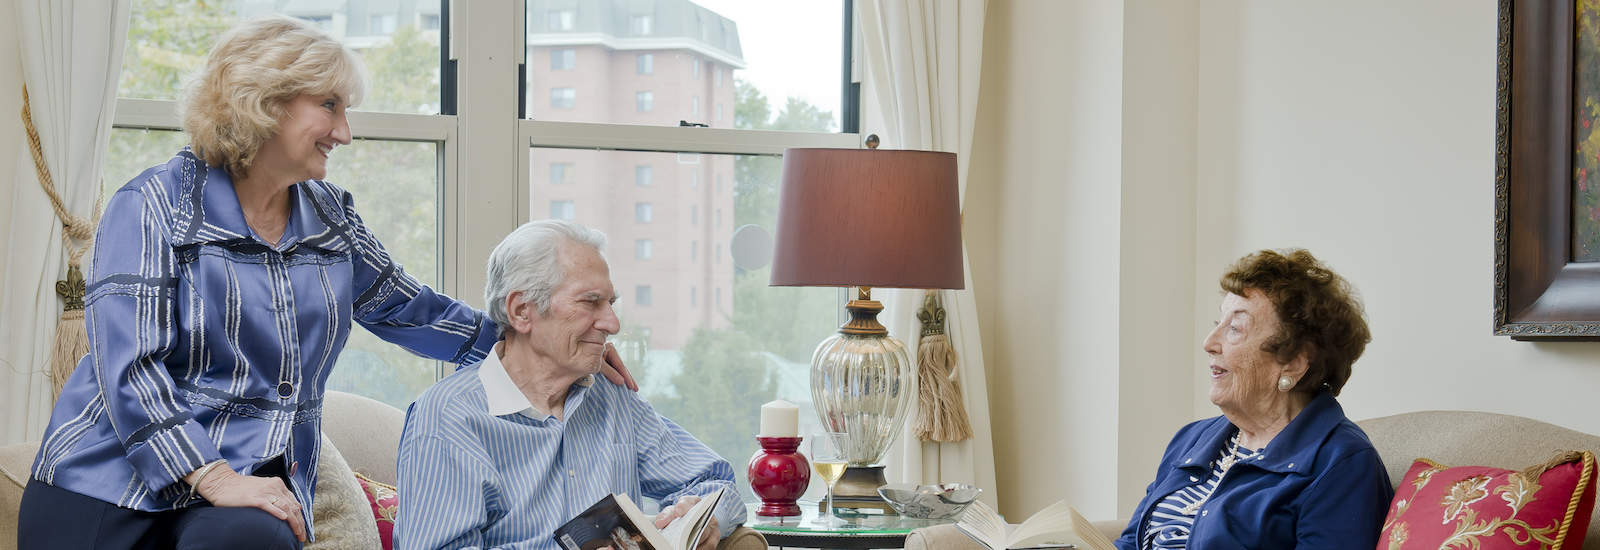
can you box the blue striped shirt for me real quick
[31,148,498,539]
[396,350,745,550]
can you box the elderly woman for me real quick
[1115,249,1391,550]
[18,16,633,549]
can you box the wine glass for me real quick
[811,431,847,527]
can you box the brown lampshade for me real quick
[770,147,964,290]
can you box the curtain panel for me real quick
[2,1,131,445]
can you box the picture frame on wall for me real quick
[1495,0,1600,340]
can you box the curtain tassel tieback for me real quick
[22,84,101,401]
[914,289,973,443]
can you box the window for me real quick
[516,1,854,507]
[635,202,653,223]
[717,175,724,193]
[551,87,575,109]
[630,14,653,35]
[420,13,440,30]
[548,9,574,31]
[299,15,333,31]
[715,287,722,307]
[715,208,722,227]
[550,162,573,185]
[635,239,653,260]
[552,49,576,71]
[369,14,396,34]
[550,200,576,220]
[636,285,653,306]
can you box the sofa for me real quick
[0,390,766,550]
[906,410,1600,550]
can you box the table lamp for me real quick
[770,138,963,513]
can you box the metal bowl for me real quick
[876,483,983,519]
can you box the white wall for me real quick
[968,0,1126,521]
[1192,0,1600,434]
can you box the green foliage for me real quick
[119,0,234,100]
[731,268,838,363]
[655,328,776,485]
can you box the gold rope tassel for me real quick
[22,84,100,402]
[914,290,973,442]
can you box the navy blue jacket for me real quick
[1114,392,1393,549]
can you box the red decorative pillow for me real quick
[1377,451,1597,550]
[355,472,398,550]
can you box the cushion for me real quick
[1378,451,1597,550]
[307,433,382,549]
[356,472,398,550]
[0,442,41,550]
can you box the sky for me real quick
[690,0,846,125]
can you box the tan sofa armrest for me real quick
[904,519,1127,550]
[718,525,766,550]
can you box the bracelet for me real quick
[186,459,228,501]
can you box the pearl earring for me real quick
[1277,376,1294,392]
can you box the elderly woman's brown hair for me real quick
[179,15,366,178]
[1220,248,1370,396]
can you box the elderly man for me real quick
[396,220,744,550]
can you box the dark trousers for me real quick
[17,460,301,550]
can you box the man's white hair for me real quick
[484,220,607,337]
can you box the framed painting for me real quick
[1495,0,1600,340]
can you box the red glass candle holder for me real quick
[748,436,810,517]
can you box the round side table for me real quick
[746,502,959,550]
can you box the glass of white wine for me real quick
[811,431,848,528]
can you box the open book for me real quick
[955,500,1116,550]
[553,487,725,550]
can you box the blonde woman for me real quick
[19,16,634,549]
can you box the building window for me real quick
[551,87,575,109]
[637,54,654,75]
[550,200,575,220]
[690,205,699,225]
[690,167,700,189]
[636,91,654,113]
[548,9,574,31]
[691,240,698,260]
[692,58,701,79]
[636,285,653,306]
[630,14,653,35]
[550,162,573,185]
[551,49,576,71]
[420,13,440,30]
[715,287,722,307]
[691,95,699,117]
[299,15,333,31]
[369,14,396,34]
[716,243,722,263]
[635,165,652,187]
[635,239,653,260]
[716,175,724,192]
[714,66,723,87]
[715,208,722,227]
[690,286,697,306]
[715,102,724,122]
[635,202,653,223]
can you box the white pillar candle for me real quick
[759,400,799,438]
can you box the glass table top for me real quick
[746,501,958,535]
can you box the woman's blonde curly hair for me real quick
[180,15,366,178]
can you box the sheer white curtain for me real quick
[858,0,996,507]
[1,1,130,445]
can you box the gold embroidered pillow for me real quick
[1377,451,1596,550]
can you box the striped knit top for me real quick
[1141,433,1260,550]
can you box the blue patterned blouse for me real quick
[30,148,498,540]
